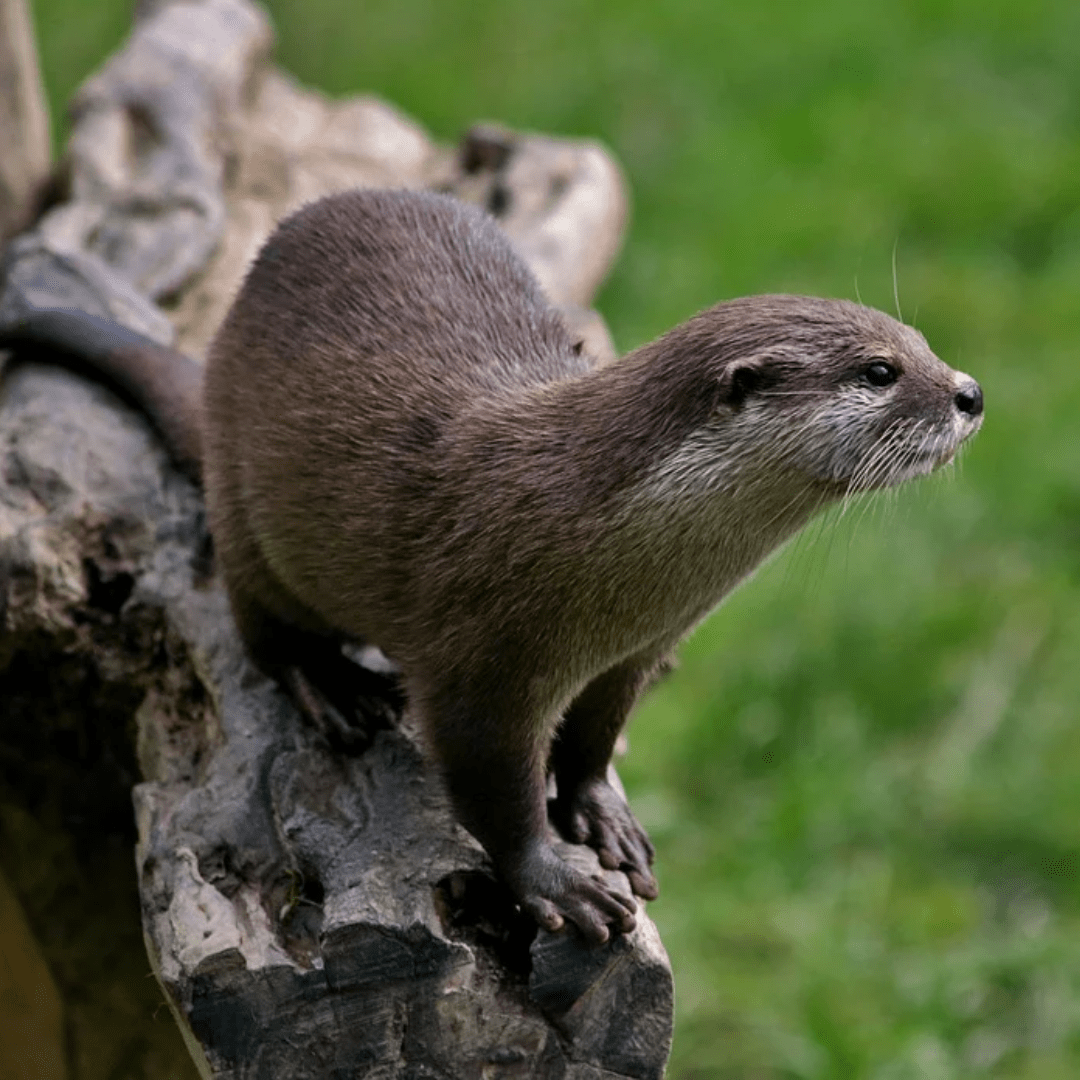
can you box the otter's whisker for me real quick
[892,237,904,324]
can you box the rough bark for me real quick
[0,2,672,1077]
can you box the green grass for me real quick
[27,0,1080,1075]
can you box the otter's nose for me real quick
[954,379,983,417]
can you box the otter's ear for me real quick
[718,358,768,409]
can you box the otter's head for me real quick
[696,296,983,496]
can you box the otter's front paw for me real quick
[552,777,658,901]
[508,841,637,946]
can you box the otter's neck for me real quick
[464,337,829,654]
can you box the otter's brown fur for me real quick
[0,188,983,943]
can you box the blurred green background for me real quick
[27,0,1080,1076]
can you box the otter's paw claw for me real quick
[511,842,637,946]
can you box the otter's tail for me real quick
[0,308,203,483]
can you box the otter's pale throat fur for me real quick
[0,188,983,944]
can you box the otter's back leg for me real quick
[209,464,399,746]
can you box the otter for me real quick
[0,188,983,944]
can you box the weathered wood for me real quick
[0,1,672,1077]
[0,0,51,239]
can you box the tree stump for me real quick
[0,2,674,1077]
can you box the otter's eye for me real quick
[862,360,898,388]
